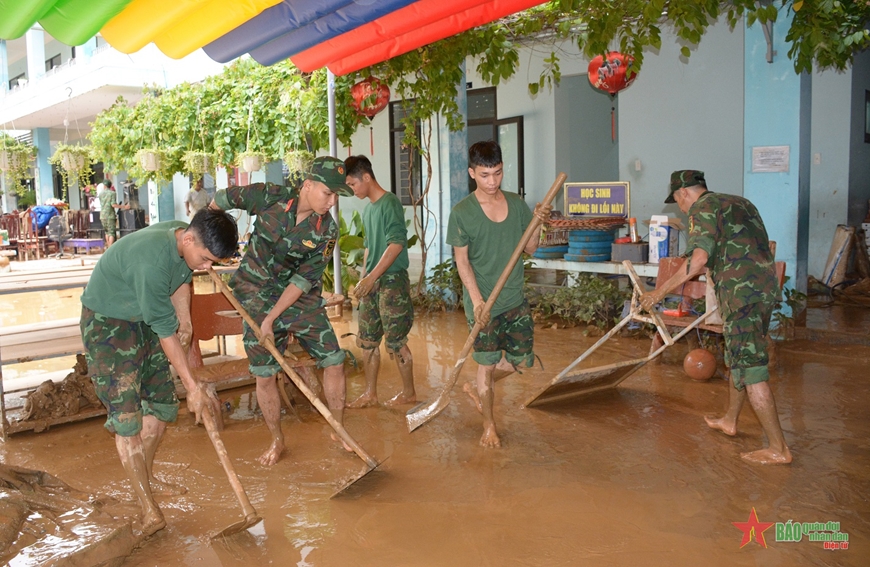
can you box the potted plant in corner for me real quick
[49,143,93,199]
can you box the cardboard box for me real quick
[611,242,648,263]
[646,216,682,264]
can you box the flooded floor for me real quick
[1,299,868,566]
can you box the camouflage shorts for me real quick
[357,271,414,352]
[723,302,774,390]
[467,299,534,367]
[80,305,179,437]
[102,214,116,236]
[239,293,345,377]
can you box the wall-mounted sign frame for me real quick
[563,181,630,218]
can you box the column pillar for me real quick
[25,28,45,84]
[0,39,9,94]
[743,11,809,297]
[32,128,53,203]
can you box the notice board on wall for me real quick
[563,182,630,218]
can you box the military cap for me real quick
[665,170,706,203]
[306,156,353,197]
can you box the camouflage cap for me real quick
[306,156,353,197]
[665,170,706,203]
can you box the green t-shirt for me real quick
[686,191,778,319]
[363,191,409,276]
[446,191,532,318]
[80,221,192,338]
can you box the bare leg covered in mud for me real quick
[323,365,353,452]
[115,430,166,537]
[464,356,515,415]
[474,362,508,448]
[704,374,792,465]
[384,344,416,406]
[347,347,380,408]
[141,416,186,496]
[256,375,285,466]
[741,382,792,464]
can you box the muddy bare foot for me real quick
[346,393,378,409]
[462,382,482,414]
[331,432,354,453]
[257,440,285,466]
[479,425,501,448]
[704,415,737,436]
[140,509,167,538]
[741,446,793,465]
[383,391,416,406]
[150,477,187,497]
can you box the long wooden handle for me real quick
[199,400,257,519]
[206,268,377,468]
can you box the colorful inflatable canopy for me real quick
[0,0,547,75]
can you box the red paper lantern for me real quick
[350,76,390,118]
[587,52,637,96]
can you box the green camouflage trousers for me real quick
[79,305,179,436]
[467,299,534,367]
[357,271,414,353]
[238,292,345,377]
[723,302,774,390]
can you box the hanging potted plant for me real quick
[0,135,36,196]
[284,149,313,176]
[235,150,266,173]
[136,147,163,172]
[49,143,93,199]
[182,150,216,178]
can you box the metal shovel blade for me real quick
[330,456,389,499]
[405,396,451,433]
[523,357,650,407]
[210,513,262,540]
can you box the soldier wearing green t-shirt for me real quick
[640,170,791,465]
[80,209,239,537]
[343,155,416,408]
[210,156,354,466]
[446,141,551,448]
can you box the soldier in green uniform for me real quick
[446,141,550,448]
[98,180,118,247]
[343,155,416,408]
[210,157,354,466]
[80,209,239,536]
[641,170,792,465]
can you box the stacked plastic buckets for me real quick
[564,229,614,262]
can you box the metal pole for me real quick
[327,69,342,299]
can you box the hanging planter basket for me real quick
[0,140,36,196]
[137,149,163,172]
[60,151,86,172]
[284,150,314,176]
[182,151,215,177]
[0,147,31,172]
[241,154,261,173]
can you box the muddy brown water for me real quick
[2,295,869,566]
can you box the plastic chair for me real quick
[46,215,73,258]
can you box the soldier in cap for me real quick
[640,170,792,465]
[210,156,355,465]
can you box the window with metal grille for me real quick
[389,100,421,206]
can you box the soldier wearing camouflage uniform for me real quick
[98,180,117,247]
[343,155,416,408]
[80,209,239,537]
[641,170,792,465]
[210,156,354,466]
[446,141,551,448]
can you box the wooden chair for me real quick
[17,209,42,261]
